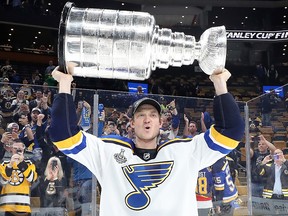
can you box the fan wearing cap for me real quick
[18,101,50,160]
[49,67,244,216]
[0,78,15,96]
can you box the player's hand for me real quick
[209,68,231,83]
[209,68,231,95]
[52,66,74,83]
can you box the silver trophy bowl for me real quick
[58,2,226,80]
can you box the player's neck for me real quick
[134,147,157,161]
[135,137,157,149]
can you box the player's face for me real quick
[131,104,162,148]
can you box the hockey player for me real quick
[48,67,244,216]
[196,167,214,216]
[212,156,239,216]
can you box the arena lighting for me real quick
[226,29,288,41]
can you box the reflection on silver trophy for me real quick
[58,2,227,80]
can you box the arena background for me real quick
[0,0,287,215]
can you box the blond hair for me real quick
[44,156,64,181]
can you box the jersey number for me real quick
[225,167,235,192]
[196,177,207,194]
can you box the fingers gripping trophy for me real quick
[58,2,227,80]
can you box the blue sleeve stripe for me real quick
[204,126,239,154]
[54,132,87,155]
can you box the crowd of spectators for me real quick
[0,60,94,214]
[0,58,287,215]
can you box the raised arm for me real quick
[210,68,244,142]
[195,68,245,170]
[48,68,79,143]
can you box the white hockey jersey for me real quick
[49,93,244,216]
[54,127,238,216]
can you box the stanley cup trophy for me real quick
[58,2,227,80]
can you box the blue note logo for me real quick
[122,161,174,210]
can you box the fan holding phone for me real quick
[40,156,68,208]
[257,149,288,200]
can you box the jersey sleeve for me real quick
[48,93,105,184]
[190,93,245,170]
[48,93,80,142]
[213,93,244,142]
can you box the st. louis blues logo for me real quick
[122,161,174,210]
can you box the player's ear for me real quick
[130,119,135,129]
[159,117,163,128]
